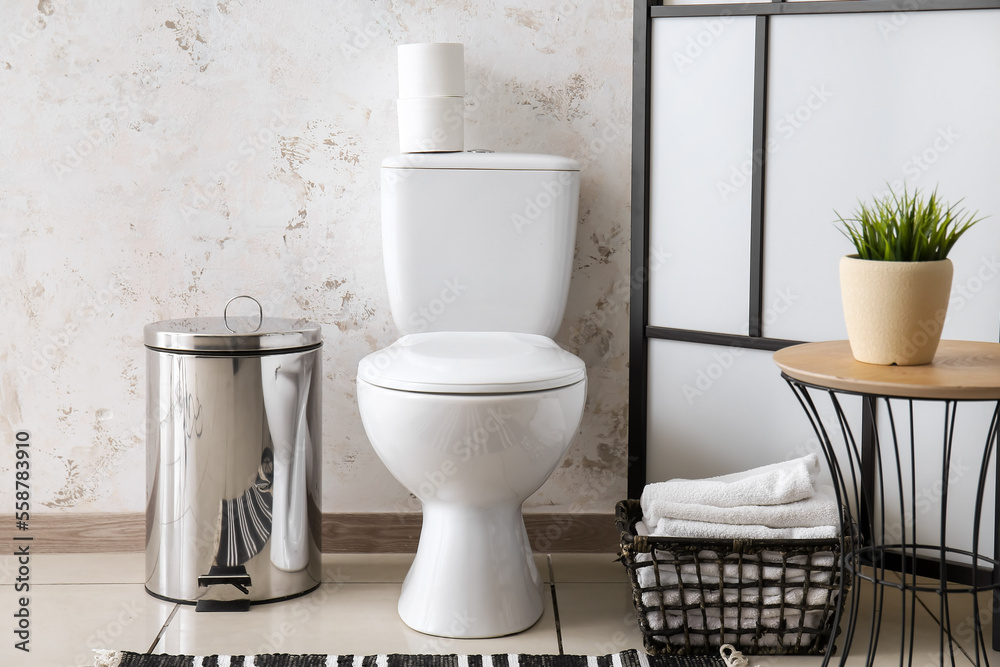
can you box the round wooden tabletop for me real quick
[773,340,1000,400]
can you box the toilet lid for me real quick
[357,332,586,394]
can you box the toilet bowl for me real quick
[358,152,585,638]
[358,332,585,637]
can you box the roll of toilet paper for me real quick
[398,42,465,98]
[397,97,464,153]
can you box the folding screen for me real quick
[630,0,1000,576]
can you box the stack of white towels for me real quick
[639,453,839,540]
[635,454,842,648]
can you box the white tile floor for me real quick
[1,552,997,667]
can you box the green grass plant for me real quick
[835,186,983,261]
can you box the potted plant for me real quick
[836,186,982,366]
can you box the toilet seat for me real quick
[358,331,586,394]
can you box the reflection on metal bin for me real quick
[143,297,322,611]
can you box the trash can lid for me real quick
[144,296,322,353]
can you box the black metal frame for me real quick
[628,0,1000,599]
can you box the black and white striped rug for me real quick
[93,650,725,667]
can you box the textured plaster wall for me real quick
[0,0,632,515]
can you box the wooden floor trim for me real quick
[1,512,619,554]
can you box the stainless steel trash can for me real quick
[144,298,322,610]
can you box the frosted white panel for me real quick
[646,339,861,489]
[762,10,1000,343]
[875,400,996,563]
[648,17,755,335]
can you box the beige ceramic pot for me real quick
[840,255,953,366]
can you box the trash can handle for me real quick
[224,295,263,333]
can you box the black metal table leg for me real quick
[783,376,1000,667]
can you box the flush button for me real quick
[467,148,494,153]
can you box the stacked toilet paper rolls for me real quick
[397,42,464,153]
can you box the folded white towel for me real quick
[645,485,841,531]
[640,455,820,523]
[635,551,836,591]
[638,557,761,586]
[653,519,838,541]
[656,607,825,631]
[641,584,832,614]
[647,607,828,646]
[637,561,833,588]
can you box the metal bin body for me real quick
[144,314,322,606]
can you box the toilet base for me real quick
[398,501,544,638]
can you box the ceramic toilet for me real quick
[356,151,587,638]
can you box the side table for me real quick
[773,340,1000,667]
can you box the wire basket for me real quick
[616,499,853,656]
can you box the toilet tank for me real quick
[381,152,580,337]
